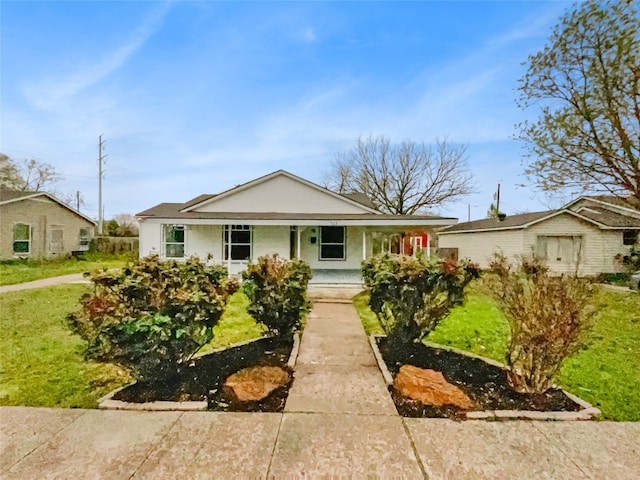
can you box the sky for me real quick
[1,0,574,222]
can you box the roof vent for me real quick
[497,213,507,222]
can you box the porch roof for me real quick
[136,207,457,227]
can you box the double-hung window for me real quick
[13,223,31,254]
[320,226,345,260]
[224,225,252,260]
[164,225,185,258]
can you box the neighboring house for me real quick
[136,170,457,283]
[437,195,640,276]
[0,186,96,259]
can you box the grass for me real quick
[0,284,132,408]
[199,292,266,354]
[0,287,267,408]
[0,252,133,286]
[352,281,640,421]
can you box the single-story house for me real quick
[437,195,640,276]
[136,170,458,283]
[0,186,96,259]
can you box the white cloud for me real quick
[22,2,171,111]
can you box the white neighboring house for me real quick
[136,170,457,283]
[437,195,640,276]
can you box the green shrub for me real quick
[488,254,595,394]
[362,253,479,360]
[242,254,312,337]
[68,255,238,382]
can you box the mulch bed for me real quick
[377,338,580,419]
[112,336,294,412]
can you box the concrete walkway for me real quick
[1,301,639,478]
[0,273,87,293]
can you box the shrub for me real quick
[242,254,312,337]
[68,255,238,382]
[362,253,480,360]
[488,254,595,394]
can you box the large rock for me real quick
[393,365,474,410]
[223,366,291,402]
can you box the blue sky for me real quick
[1,0,572,221]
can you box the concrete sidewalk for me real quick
[0,273,87,293]
[1,301,639,478]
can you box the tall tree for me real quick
[0,154,63,192]
[324,135,474,214]
[516,0,640,206]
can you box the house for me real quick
[0,187,96,259]
[136,170,457,283]
[437,195,640,275]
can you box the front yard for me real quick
[354,282,640,421]
[0,253,132,286]
[0,285,264,408]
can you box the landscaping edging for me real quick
[99,333,301,412]
[368,335,601,421]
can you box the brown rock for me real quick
[393,365,474,410]
[223,366,291,402]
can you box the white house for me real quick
[437,195,640,276]
[136,170,457,283]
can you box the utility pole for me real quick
[76,190,80,211]
[98,135,107,235]
[496,183,501,214]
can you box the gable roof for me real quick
[0,186,97,225]
[564,195,640,215]
[182,170,380,214]
[439,210,556,234]
[439,206,640,235]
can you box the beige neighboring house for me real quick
[136,170,458,283]
[0,187,96,259]
[438,195,640,276]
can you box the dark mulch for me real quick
[112,336,294,412]
[377,338,580,419]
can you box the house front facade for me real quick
[0,187,96,259]
[437,195,640,276]
[136,170,457,283]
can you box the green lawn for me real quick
[0,253,132,286]
[0,287,266,408]
[0,284,132,408]
[353,282,640,421]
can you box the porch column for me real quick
[296,226,301,259]
[427,232,431,258]
[362,229,367,260]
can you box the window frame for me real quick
[12,223,31,255]
[536,235,583,263]
[223,224,253,261]
[164,224,186,258]
[623,230,638,246]
[319,226,346,261]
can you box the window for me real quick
[224,225,252,260]
[623,230,638,246]
[79,228,91,251]
[320,226,345,260]
[164,225,185,258]
[13,223,30,254]
[536,235,583,263]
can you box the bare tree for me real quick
[113,213,139,236]
[324,135,474,214]
[0,154,63,192]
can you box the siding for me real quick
[192,175,370,214]
[438,229,524,268]
[1,197,94,259]
[438,213,629,275]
